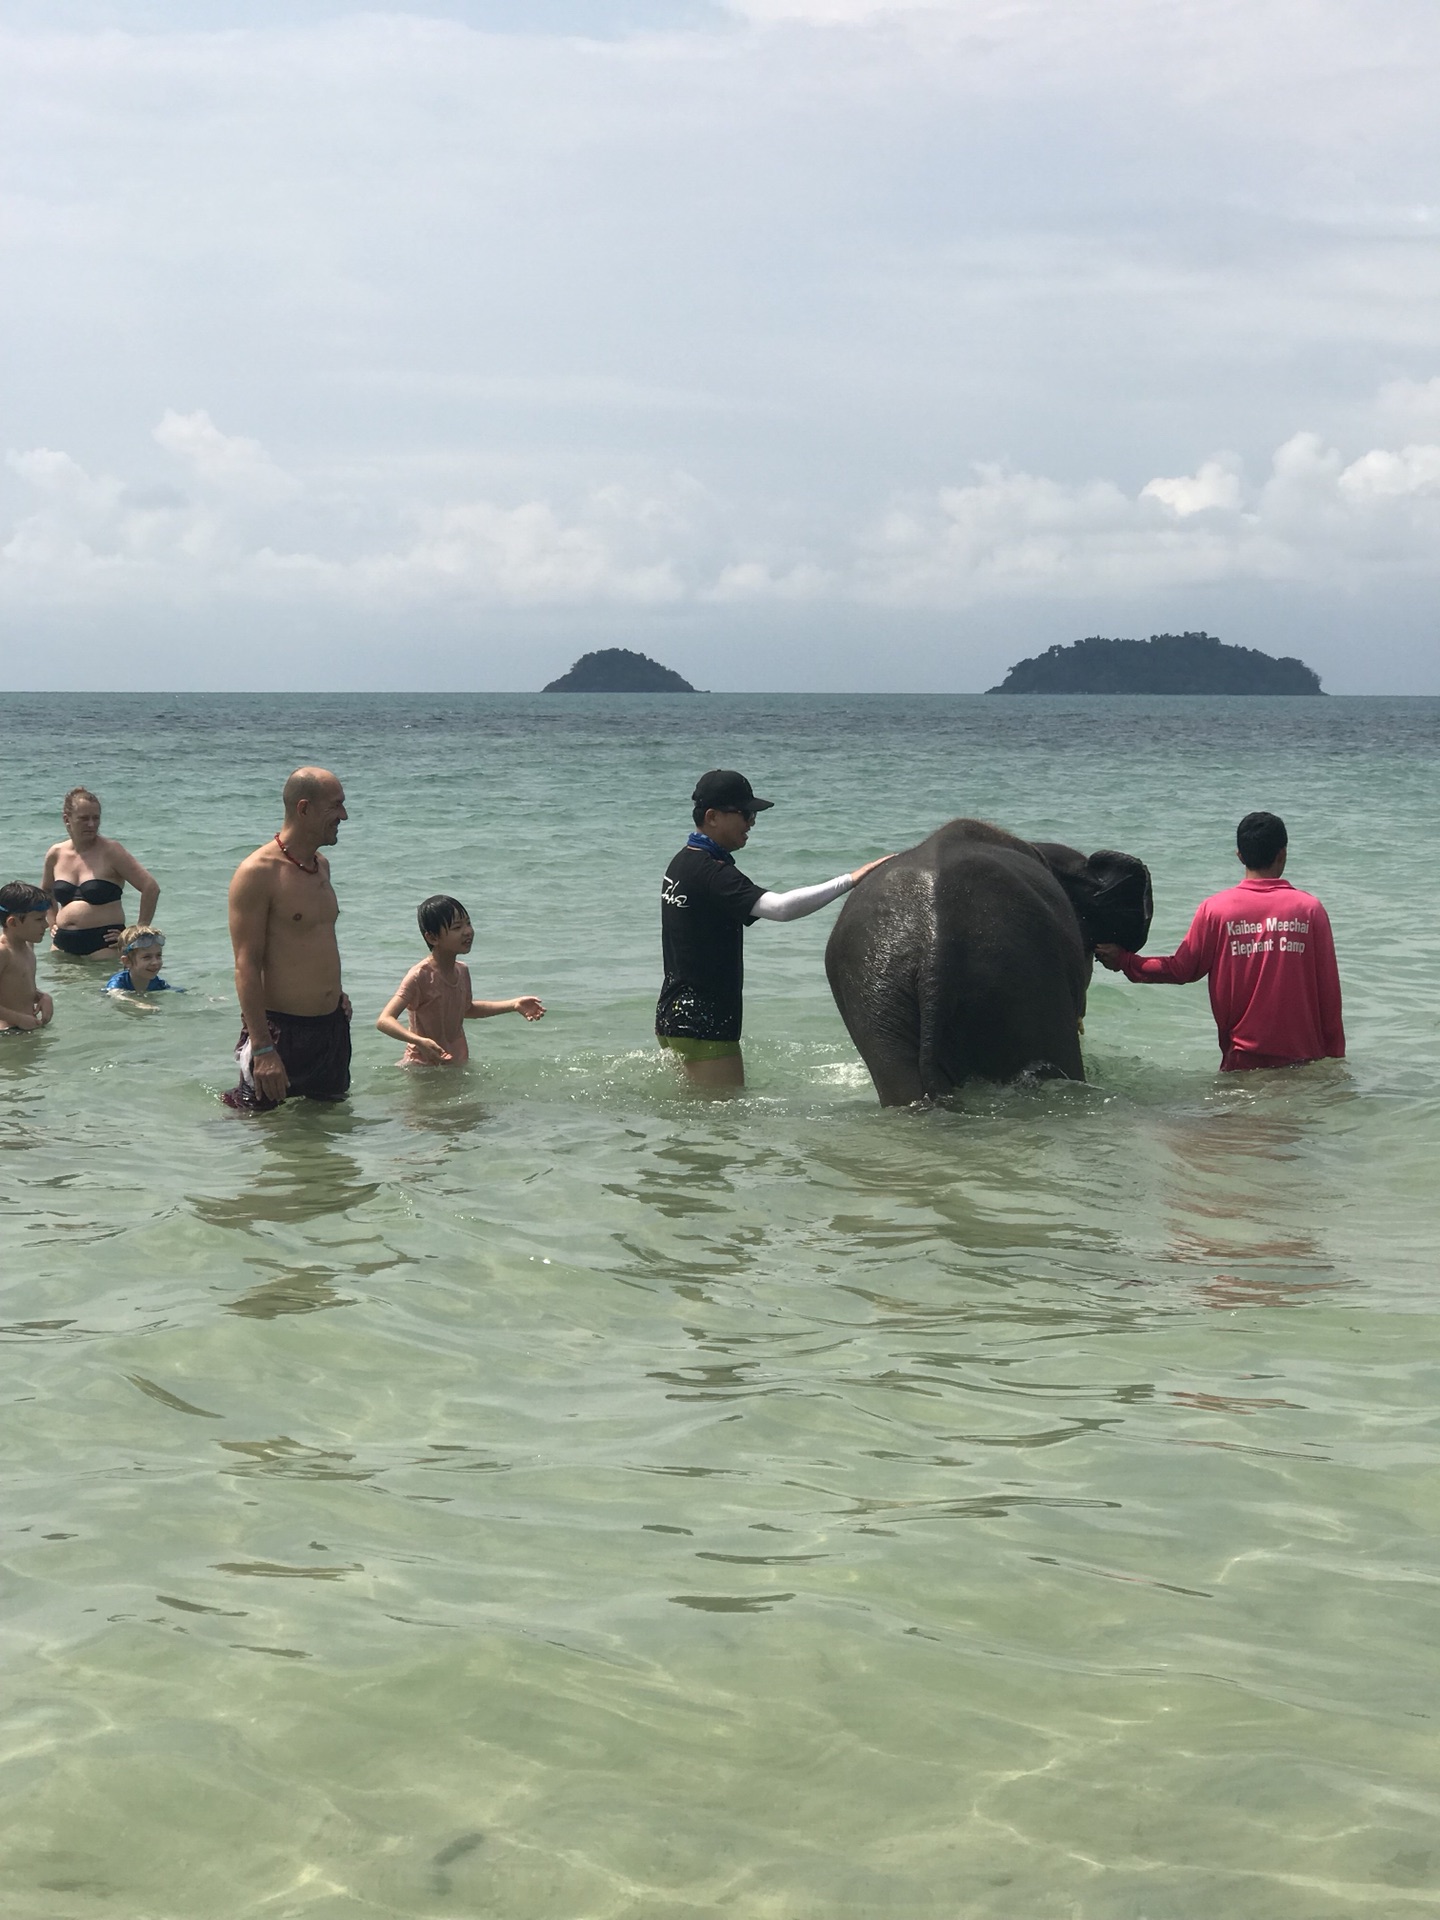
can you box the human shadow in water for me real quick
[191,1105,380,1232]
[393,1064,493,1140]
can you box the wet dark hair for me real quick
[417,894,469,945]
[1236,811,1287,870]
[0,881,49,925]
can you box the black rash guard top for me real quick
[656,845,766,1042]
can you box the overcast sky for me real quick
[3,0,1439,690]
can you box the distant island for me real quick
[543,648,697,692]
[987,631,1324,695]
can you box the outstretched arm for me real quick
[467,996,545,1020]
[1096,904,1214,984]
[751,855,895,924]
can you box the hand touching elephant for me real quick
[825,818,1152,1105]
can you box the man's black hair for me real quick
[691,803,707,828]
[0,881,49,924]
[1236,811,1287,871]
[417,894,469,945]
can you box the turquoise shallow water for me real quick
[3,692,1439,1919]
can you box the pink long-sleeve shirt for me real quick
[1116,876,1344,1071]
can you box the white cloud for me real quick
[707,559,835,601]
[8,406,1440,616]
[151,410,299,504]
[3,4,1440,680]
[1141,460,1243,518]
[2,421,714,607]
[1338,443,1440,501]
[725,0,948,21]
[852,424,1440,605]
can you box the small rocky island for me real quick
[543,648,697,692]
[987,631,1324,695]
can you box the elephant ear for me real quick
[1082,850,1153,951]
[1031,842,1153,952]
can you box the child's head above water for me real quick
[417,895,473,955]
[117,925,166,987]
[0,881,50,940]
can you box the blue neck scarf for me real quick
[687,831,734,865]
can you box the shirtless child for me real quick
[0,884,55,1033]
[223,768,352,1111]
[377,894,544,1065]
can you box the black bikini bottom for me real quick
[53,924,120,957]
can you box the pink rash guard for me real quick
[1115,876,1345,1071]
[396,956,471,1065]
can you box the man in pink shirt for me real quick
[1095,811,1344,1071]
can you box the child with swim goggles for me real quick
[376,894,545,1065]
[104,926,174,997]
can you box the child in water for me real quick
[104,926,174,999]
[377,894,545,1065]
[0,883,55,1032]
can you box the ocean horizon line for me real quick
[6,686,1440,700]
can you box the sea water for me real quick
[2,692,1438,1920]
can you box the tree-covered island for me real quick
[543,648,698,692]
[987,631,1324,695]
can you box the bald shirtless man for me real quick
[222,768,352,1112]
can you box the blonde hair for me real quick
[63,786,101,820]
[118,924,165,955]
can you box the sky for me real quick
[2,0,1439,691]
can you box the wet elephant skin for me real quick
[826,818,1152,1106]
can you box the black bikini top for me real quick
[52,877,124,907]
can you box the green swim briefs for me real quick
[657,1034,742,1062]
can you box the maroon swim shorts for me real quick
[221,1005,352,1111]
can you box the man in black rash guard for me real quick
[657,768,891,1091]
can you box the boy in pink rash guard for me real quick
[1095,811,1344,1071]
[376,894,545,1066]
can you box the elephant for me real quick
[825,818,1153,1105]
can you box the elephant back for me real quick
[827,818,1090,1096]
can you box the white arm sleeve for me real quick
[750,873,854,923]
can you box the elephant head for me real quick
[1031,842,1153,953]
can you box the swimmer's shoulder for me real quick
[397,957,436,997]
[230,839,287,899]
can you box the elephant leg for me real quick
[827,960,927,1106]
[858,1040,929,1108]
[966,999,1086,1083]
[917,953,1086,1089]
[1022,1030,1085,1081]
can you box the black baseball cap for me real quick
[692,769,773,814]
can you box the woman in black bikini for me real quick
[42,787,160,958]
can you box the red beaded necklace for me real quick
[274,832,321,875]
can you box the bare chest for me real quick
[268,866,339,937]
[54,848,121,884]
[0,945,36,995]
